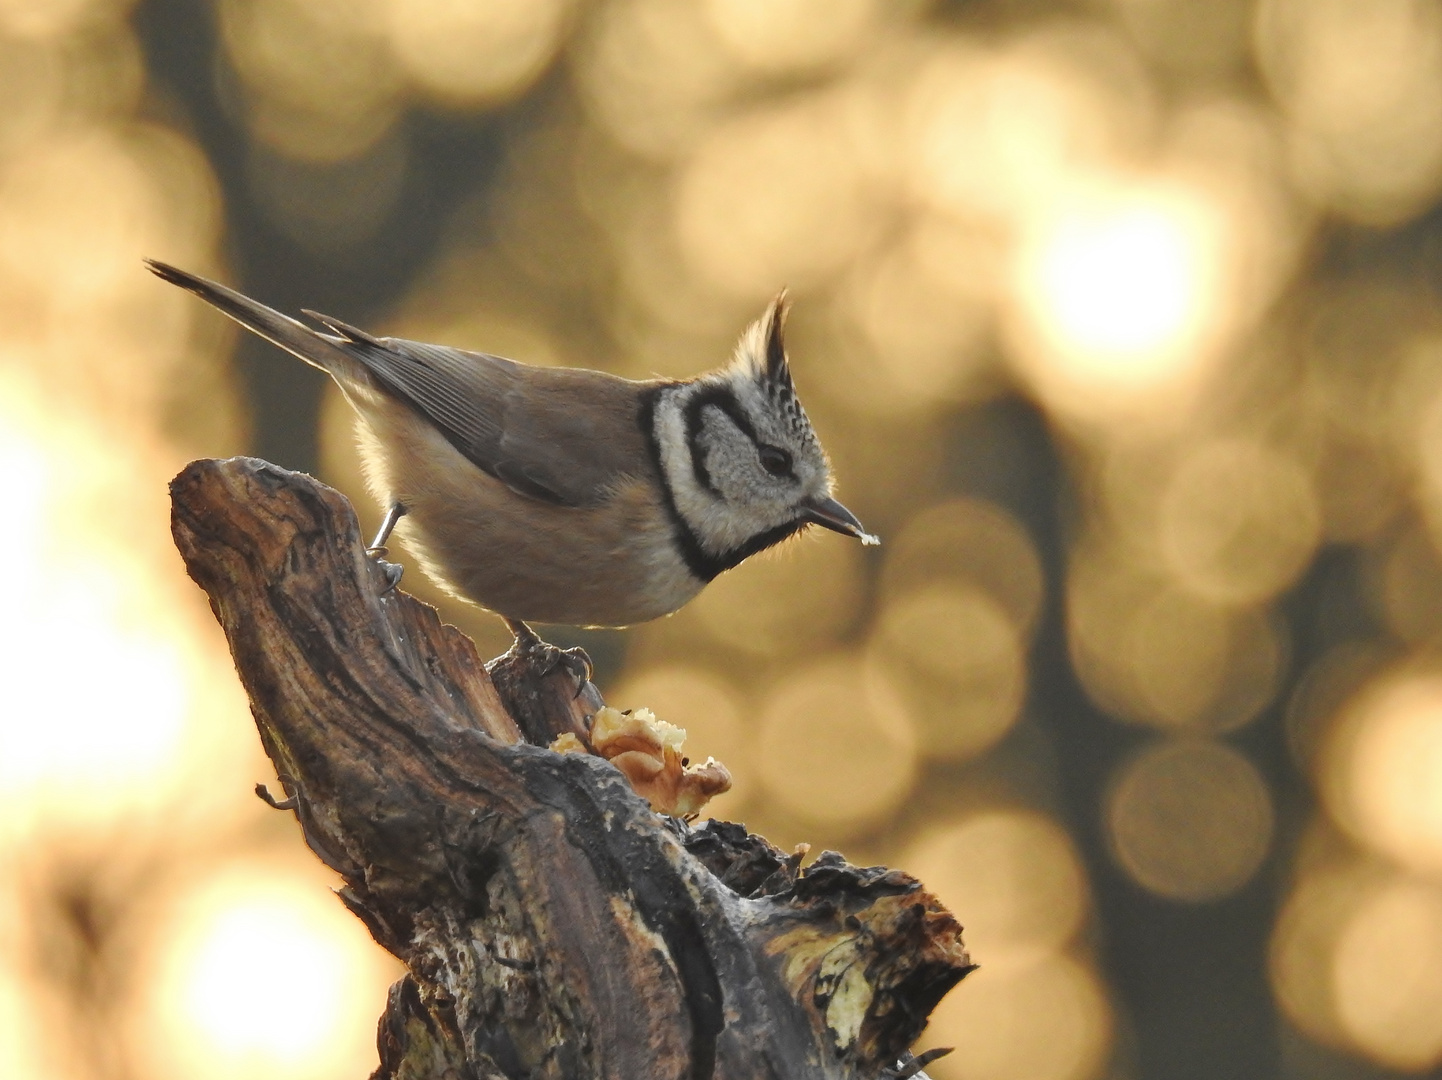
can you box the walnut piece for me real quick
[550,706,732,817]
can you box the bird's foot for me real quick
[504,618,595,688]
[253,774,352,873]
[255,776,298,811]
[366,549,404,594]
[366,502,407,593]
[881,1049,953,1080]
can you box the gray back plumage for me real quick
[144,260,657,510]
[318,321,656,508]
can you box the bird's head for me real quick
[652,292,876,579]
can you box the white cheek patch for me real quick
[654,386,794,555]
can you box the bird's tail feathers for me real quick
[144,259,359,378]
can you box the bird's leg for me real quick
[504,617,543,651]
[367,502,407,593]
[367,501,408,557]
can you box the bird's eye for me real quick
[758,445,793,477]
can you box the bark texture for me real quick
[169,456,973,1080]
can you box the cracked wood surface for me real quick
[169,456,972,1080]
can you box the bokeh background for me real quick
[5,0,1442,1078]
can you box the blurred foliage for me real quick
[5,1,1442,1079]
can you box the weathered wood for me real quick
[169,457,972,1080]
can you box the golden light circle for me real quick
[690,533,863,658]
[1066,537,1151,721]
[573,0,744,160]
[0,128,172,301]
[1256,0,1442,225]
[866,585,1025,763]
[673,94,874,297]
[218,0,402,163]
[0,0,122,39]
[1333,876,1442,1071]
[1323,671,1442,875]
[133,861,399,1080]
[919,954,1112,1080]
[0,947,47,1080]
[0,381,256,836]
[904,39,1135,227]
[0,36,63,159]
[1269,860,1372,1051]
[1124,589,1233,725]
[247,135,409,256]
[880,497,1044,639]
[905,810,1086,971]
[1106,738,1273,901]
[1030,194,1204,357]
[830,242,992,416]
[1415,382,1442,549]
[1379,527,1442,645]
[756,655,918,835]
[1007,178,1230,423]
[1125,591,1284,732]
[1158,438,1320,605]
[1068,545,1284,731]
[610,664,753,815]
[382,0,572,107]
[702,0,878,75]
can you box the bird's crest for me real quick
[762,288,793,395]
[734,289,801,408]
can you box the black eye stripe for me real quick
[684,385,791,490]
[683,389,734,496]
[685,386,758,442]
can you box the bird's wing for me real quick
[143,262,651,508]
[312,318,654,508]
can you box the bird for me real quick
[147,259,877,629]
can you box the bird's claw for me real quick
[561,646,595,696]
[255,775,299,810]
[375,557,404,594]
[882,1048,953,1079]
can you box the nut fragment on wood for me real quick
[552,706,733,816]
[169,457,973,1080]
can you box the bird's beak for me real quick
[801,496,880,546]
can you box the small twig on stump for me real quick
[169,457,973,1080]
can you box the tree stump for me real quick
[169,456,973,1080]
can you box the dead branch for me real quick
[168,457,972,1080]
